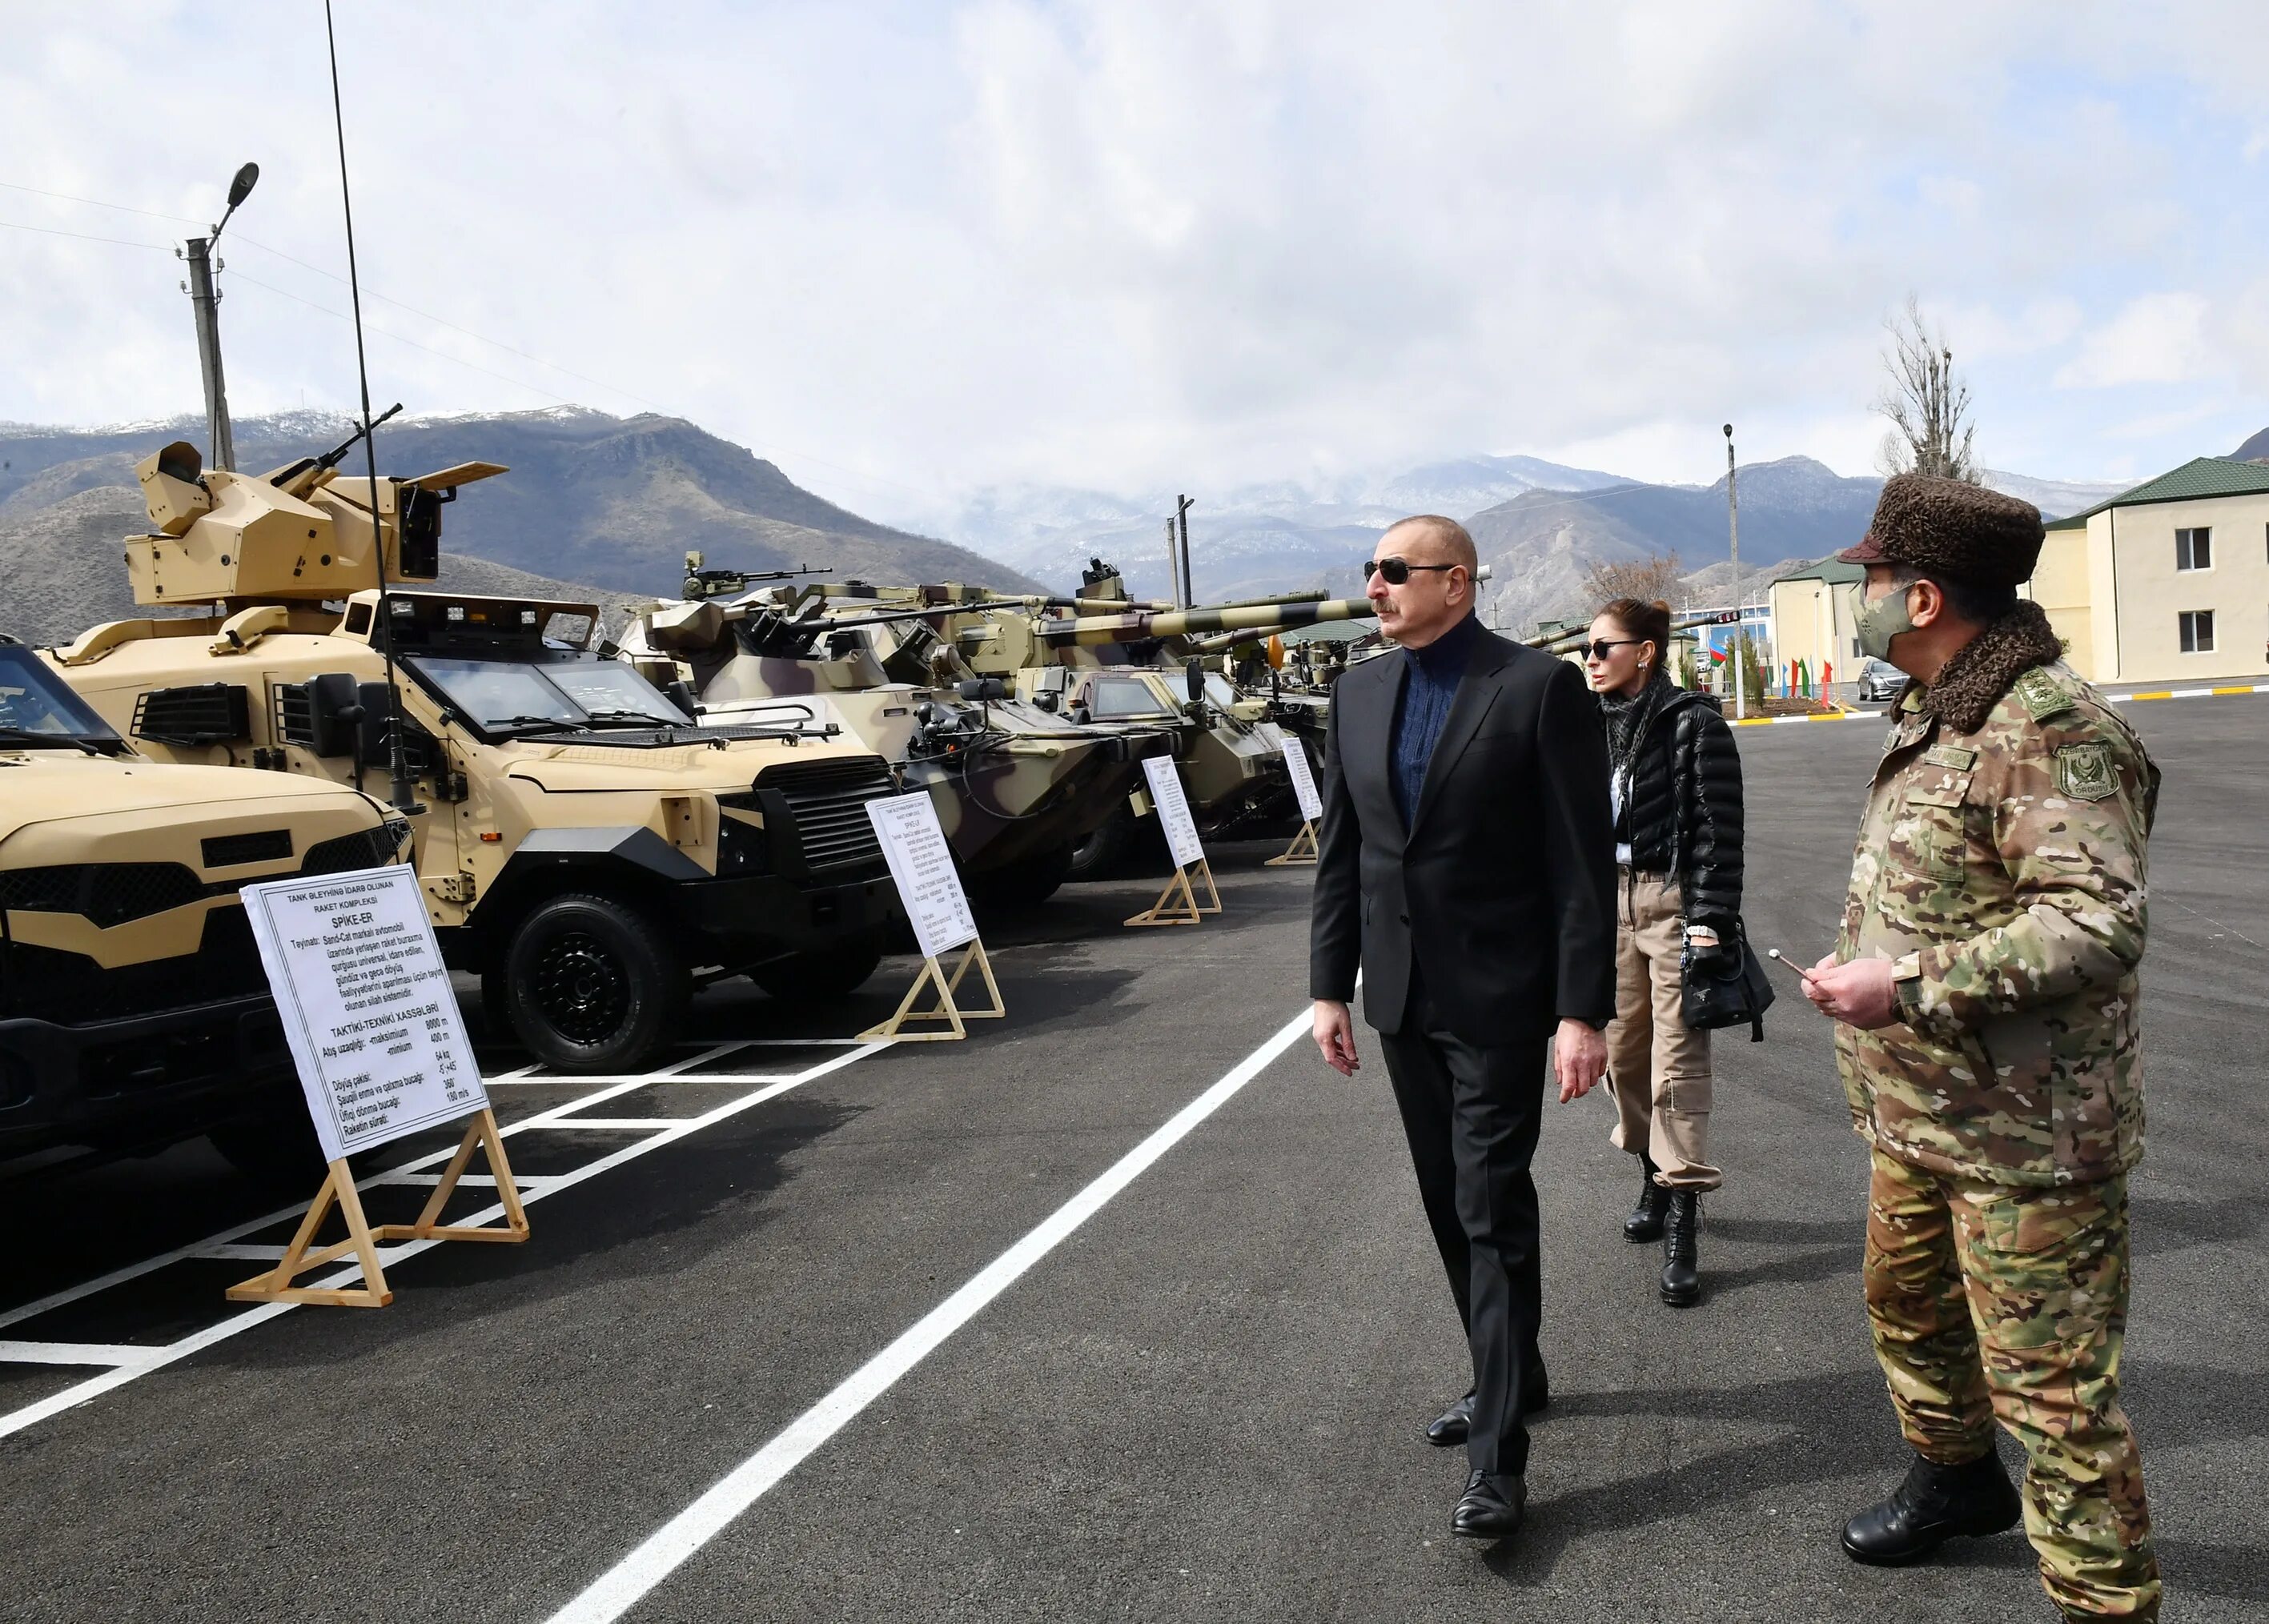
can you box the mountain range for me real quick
[5,403,2227,652]
[914,456,2127,637]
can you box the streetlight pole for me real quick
[1175,494,1195,608]
[179,163,259,472]
[1723,423,1743,720]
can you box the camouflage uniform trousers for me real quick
[1865,1147,2159,1619]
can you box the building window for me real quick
[2175,527,2212,570]
[2179,610,2215,653]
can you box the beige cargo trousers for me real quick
[1604,869,1721,1189]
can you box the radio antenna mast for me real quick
[325,0,418,814]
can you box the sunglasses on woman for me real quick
[1582,638,1645,661]
[1362,555,1460,585]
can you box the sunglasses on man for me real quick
[1362,555,1462,585]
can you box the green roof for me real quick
[2046,456,2269,530]
[1772,558,1865,585]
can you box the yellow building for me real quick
[2030,458,2269,684]
[1769,559,1865,688]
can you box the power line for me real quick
[0,217,171,251]
[0,179,201,227]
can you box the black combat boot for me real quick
[1841,1450,2022,1565]
[1660,1189,1701,1306]
[1623,1154,1669,1242]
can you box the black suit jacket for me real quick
[1308,622,1617,1045]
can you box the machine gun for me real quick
[680,551,834,601]
[263,401,405,496]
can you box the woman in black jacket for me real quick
[1584,598,1745,1308]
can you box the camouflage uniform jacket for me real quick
[1834,662,2160,1187]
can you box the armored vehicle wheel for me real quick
[1066,806,1136,881]
[491,892,686,1075]
[207,1103,325,1185]
[966,840,1073,911]
[749,935,885,1002]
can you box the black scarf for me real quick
[1598,667,1669,779]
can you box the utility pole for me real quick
[178,163,260,471]
[1175,494,1195,608]
[1163,519,1181,608]
[1723,423,1743,720]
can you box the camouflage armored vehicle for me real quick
[43,433,902,1074]
[623,570,1174,908]
[0,632,410,1179]
[765,562,1377,876]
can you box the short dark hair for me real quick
[1598,596,1673,661]
[1382,514,1479,574]
[1885,564,2016,626]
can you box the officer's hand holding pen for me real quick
[1765,947,1900,1030]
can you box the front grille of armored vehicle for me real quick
[752,759,895,876]
[0,821,409,1026]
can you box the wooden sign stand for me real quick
[1265,820,1319,866]
[860,937,1006,1042]
[226,1109,529,1309]
[1125,857,1223,926]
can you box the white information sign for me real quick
[240,865,488,1163]
[1281,739,1324,823]
[1142,755,1207,871]
[865,792,980,961]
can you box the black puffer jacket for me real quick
[1611,685,1745,935]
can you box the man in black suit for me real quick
[1310,513,1616,1539]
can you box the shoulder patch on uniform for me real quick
[2012,667,2077,722]
[2055,740,2117,801]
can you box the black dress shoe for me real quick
[1841,1450,2022,1565]
[1624,1155,1670,1242]
[1425,1390,1475,1446]
[1424,1372,1549,1446]
[1452,1469,1525,1539]
[1661,1189,1702,1307]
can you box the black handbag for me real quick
[1681,928,1775,1041]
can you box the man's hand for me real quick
[1313,999,1361,1076]
[1802,953,1899,1029]
[1552,1018,1606,1102]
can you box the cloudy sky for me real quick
[4,0,2266,522]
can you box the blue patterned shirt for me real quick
[1391,612,1479,828]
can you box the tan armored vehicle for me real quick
[44,434,903,1073]
[0,633,409,1177]
[624,561,1177,907]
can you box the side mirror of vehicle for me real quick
[663,678,701,720]
[296,672,364,757]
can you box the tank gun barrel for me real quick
[1525,607,1739,652]
[1037,596,1376,648]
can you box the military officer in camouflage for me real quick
[1799,474,2162,1620]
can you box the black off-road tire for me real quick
[1065,805,1136,882]
[749,935,886,1002]
[489,892,685,1075]
[207,1101,326,1186]
[966,840,1074,912]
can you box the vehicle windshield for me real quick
[1084,675,1174,719]
[1201,672,1240,708]
[407,654,685,735]
[0,644,122,744]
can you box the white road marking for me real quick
[0,1039,885,1441]
[544,1005,1316,1624]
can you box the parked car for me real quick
[1856,658,1906,704]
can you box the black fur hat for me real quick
[1837,474,2044,587]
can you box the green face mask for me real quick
[1854,582,1917,662]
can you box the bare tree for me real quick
[1584,551,1683,610]
[1876,295,1980,482]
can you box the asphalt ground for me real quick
[2,693,2264,1622]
